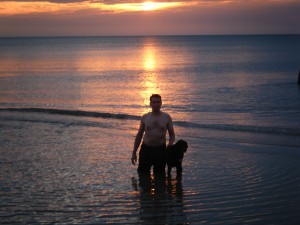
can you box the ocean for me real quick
[1,35,300,224]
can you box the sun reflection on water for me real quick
[140,40,161,112]
[143,45,156,71]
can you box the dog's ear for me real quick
[183,143,188,152]
[183,141,188,153]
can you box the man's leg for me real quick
[138,144,152,174]
[153,145,166,176]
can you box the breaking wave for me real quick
[1,107,300,136]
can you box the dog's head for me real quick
[175,139,188,153]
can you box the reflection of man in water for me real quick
[131,176,188,225]
[131,94,175,176]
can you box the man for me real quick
[131,94,175,175]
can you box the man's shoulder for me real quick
[161,111,172,119]
[141,112,151,121]
[142,111,170,116]
[142,112,151,117]
[161,111,170,116]
[142,111,171,120]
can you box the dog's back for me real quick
[166,145,184,166]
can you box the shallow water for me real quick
[1,112,300,224]
[1,35,300,130]
[1,35,300,224]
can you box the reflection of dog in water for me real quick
[166,140,188,178]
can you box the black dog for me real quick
[166,140,188,178]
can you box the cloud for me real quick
[0,0,197,15]
[2,0,85,2]
[0,0,299,36]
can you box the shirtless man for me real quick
[131,94,175,175]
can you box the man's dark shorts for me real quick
[138,143,166,174]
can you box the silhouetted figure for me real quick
[298,70,300,85]
[131,94,175,177]
[166,140,188,179]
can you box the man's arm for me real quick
[131,118,145,165]
[167,115,175,147]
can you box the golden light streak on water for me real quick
[140,40,162,112]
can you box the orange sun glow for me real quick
[0,1,188,15]
[142,2,159,11]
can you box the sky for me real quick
[0,0,299,37]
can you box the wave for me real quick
[0,107,142,120]
[1,107,300,136]
[177,121,300,137]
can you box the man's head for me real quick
[150,94,162,112]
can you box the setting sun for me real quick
[142,2,158,11]
[107,1,185,12]
[0,1,186,15]
[0,0,298,37]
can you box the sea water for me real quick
[1,35,300,224]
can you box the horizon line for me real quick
[0,33,299,38]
